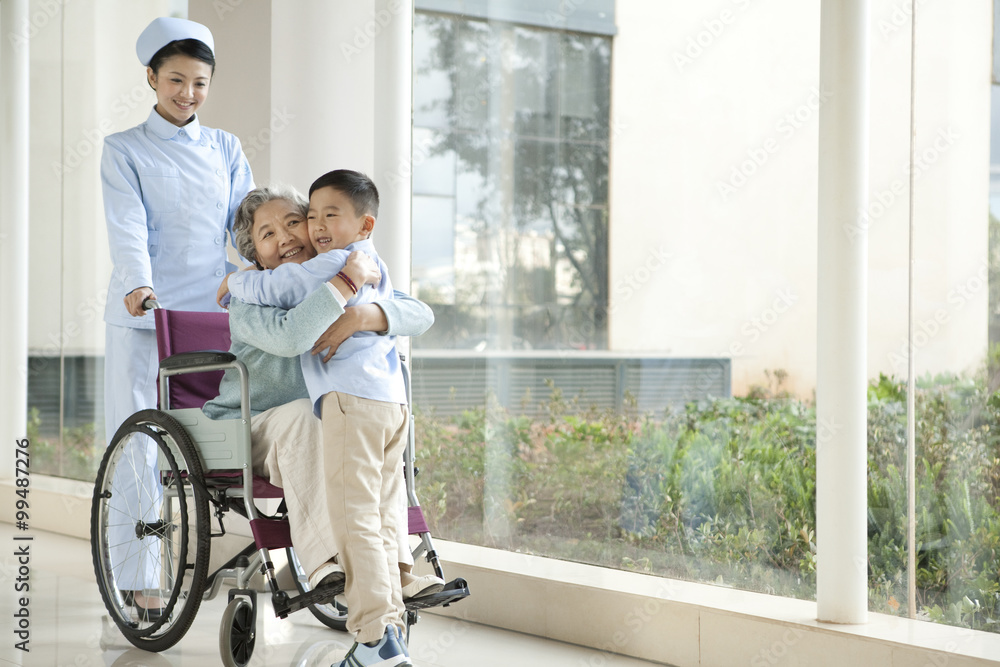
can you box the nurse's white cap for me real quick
[136,17,215,67]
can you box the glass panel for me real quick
[414,14,453,129]
[411,6,994,638]
[995,0,1000,84]
[990,85,1000,346]
[455,20,492,131]
[25,1,148,480]
[895,79,1000,632]
[412,194,457,298]
[412,13,609,353]
[559,33,611,142]
[413,127,457,197]
[511,27,556,138]
[414,0,617,36]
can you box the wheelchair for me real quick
[91,303,469,666]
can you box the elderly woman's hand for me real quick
[124,286,156,317]
[311,306,364,363]
[311,303,389,363]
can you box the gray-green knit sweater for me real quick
[202,288,433,421]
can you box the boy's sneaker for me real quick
[333,625,412,667]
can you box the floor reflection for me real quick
[0,523,659,667]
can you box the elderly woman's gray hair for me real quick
[233,185,308,266]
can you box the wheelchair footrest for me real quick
[404,578,471,611]
[272,581,346,619]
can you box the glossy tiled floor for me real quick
[0,523,663,667]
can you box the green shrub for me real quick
[415,366,1000,634]
[27,407,101,481]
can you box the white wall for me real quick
[192,0,412,293]
[608,0,991,396]
[26,1,169,361]
[191,0,382,198]
[25,0,390,355]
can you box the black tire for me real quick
[92,410,211,652]
[285,547,349,632]
[220,597,256,667]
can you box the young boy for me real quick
[226,170,414,665]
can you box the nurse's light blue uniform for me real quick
[101,106,254,588]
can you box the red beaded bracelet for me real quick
[336,271,358,295]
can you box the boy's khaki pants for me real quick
[249,398,413,579]
[320,391,409,644]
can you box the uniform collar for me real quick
[145,106,203,141]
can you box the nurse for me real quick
[100,16,254,615]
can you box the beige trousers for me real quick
[320,391,409,644]
[249,398,411,581]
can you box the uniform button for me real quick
[216,169,224,176]
[211,142,217,148]
[214,237,222,245]
[216,202,224,209]
[215,269,224,277]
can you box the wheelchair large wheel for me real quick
[286,547,349,632]
[92,410,211,652]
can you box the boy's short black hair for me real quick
[308,170,380,218]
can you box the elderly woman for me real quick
[202,185,441,599]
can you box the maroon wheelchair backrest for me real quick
[154,308,232,410]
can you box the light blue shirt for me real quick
[101,107,255,329]
[228,239,405,412]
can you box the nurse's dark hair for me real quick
[308,170,380,219]
[149,38,216,75]
[233,185,309,269]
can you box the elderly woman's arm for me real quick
[230,286,346,358]
[310,291,434,362]
[379,291,435,336]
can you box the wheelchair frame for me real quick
[91,307,469,666]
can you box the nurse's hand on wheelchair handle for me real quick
[125,286,156,317]
[216,272,235,308]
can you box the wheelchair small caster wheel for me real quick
[220,597,256,667]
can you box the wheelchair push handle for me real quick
[142,298,161,311]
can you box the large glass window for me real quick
[410,2,1000,638]
[412,12,610,351]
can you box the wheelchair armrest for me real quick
[160,350,236,371]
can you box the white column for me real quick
[0,0,31,474]
[816,0,869,624]
[192,0,380,193]
[373,0,413,294]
